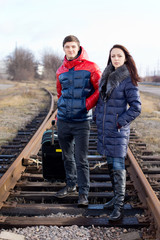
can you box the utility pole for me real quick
[157,59,160,76]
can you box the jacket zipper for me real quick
[103,102,107,155]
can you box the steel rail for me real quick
[127,148,160,238]
[0,96,159,237]
[0,90,56,209]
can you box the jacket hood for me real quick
[63,46,89,69]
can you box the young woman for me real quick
[94,44,141,221]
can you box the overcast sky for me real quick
[0,0,160,76]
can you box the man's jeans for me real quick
[57,119,90,196]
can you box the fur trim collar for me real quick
[99,63,130,101]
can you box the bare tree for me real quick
[6,47,35,81]
[42,49,62,80]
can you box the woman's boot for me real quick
[103,164,115,209]
[108,169,126,221]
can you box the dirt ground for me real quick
[0,79,160,155]
[131,91,160,154]
[0,79,56,146]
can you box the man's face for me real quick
[63,41,80,60]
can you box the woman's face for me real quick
[110,48,126,69]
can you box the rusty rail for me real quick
[0,99,159,238]
[127,148,160,238]
[0,90,56,208]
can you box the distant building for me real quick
[37,64,44,76]
[0,60,8,79]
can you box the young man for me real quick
[56,35,101,206]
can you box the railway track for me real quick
[0,93,160,239]
[0,88,53,179]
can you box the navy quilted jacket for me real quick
[56,47,101,122]
[95,65,141,158]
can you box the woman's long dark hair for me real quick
[107,44,141,86]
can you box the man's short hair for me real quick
[63,35,80,47]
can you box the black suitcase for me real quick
[41,121,66,181]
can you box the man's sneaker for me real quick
[78,194,88,207]
[55,185,77,198]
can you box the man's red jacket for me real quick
[56,46,101,122]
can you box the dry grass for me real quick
[131,92,160,153]
[0,80,159,154]
[140,92,160,114]
[0,79,57,145]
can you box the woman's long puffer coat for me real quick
[95,65,141,158]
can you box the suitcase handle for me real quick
[51,120,55,145]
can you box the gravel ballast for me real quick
[0,225,143,240]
